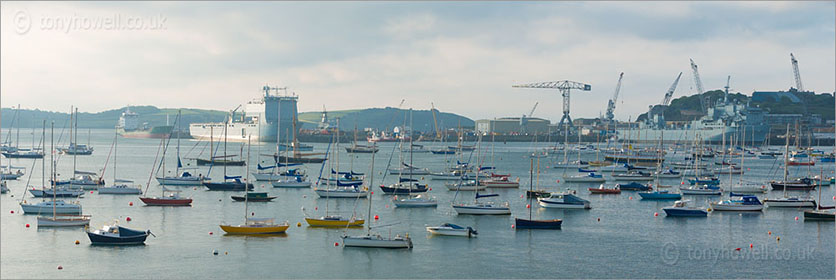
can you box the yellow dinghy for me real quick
[305,215,364,227]
[220,218,289,234]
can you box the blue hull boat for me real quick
[639,191,682,200]
[87,225,151,245]
[617,182,651,191]
[688,178,720,186]
[379,184,428,195]
[203,182,254,191]
[514,218,562,229]
[663,207,708,217]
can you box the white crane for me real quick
[661,72,682,106]
[690,58,708,113]
[790,53,804,92]
[513,80,591,132]
[604,72,624,122]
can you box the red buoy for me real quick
[209,232,213,235]
[129,202,133,206]
[374,215,379,220]
[735,248,741,251]
[526,204,530,209]
[334,242,339,246]
[90,191,94,194]
[750,243,753,248]
[10,210,14,214]
[57,265,63,270]
[370,191,374,195]
[126,217,132,222]
[511,224,515,228]
[794,216,798,221]
[654,212,658,217]
[25,223,30,228]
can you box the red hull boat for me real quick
[589,187,621,194]
[139,197,192,206]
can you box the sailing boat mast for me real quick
[783,124,790,198]
[244,136,251,222]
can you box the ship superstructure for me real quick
[189,85,298,143]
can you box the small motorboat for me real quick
[231,192,276,202]
[727,183,768,193]
[655,169,682,178]
[314,185,369,198]
[709,195,763,211]
[37,214,91,227]
[803,209,836,221]
[616,182,652,191]
[20,200,82,215]
[663,200,708,217]
[786,158,814,166]
[525,189,551,198]
[426,223,478,237]
[87,222,153,245]
[514,218,563,229]
[156,171,208,186]
[271,176,312,188]
[480,175,520,188]
[588,184,621,194]
[29,188,85,198]
[139,188,192,206]
[763,196,817,208]
[687,177,720,186]
[563,172,606,183]
[203,177,254,191]
[445,180,486,191]
[538,191,591,209]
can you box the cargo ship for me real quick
[116,108,188,139]
[616,86,769,144]
[189,85,298,143]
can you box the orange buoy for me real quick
[374,215,379,220]
[296,222,301,227]
[25,223,30,228]
[129,202,133,206]
[776,236,781,241]
[75,240,80,245]
[768,231,772,235]
[126,217,132,222]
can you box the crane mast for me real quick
[790,53,804,92]
[605,72,624,122]
[512,80,591,133]
[661,72,682,106]
[690,58,708,113]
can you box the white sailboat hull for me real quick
[426,227,474,237]
[314,189,368,198]
[155,177,204,186]
[272,180,312,188]
[452,205,511,215]
[342,235,412,248]
[21,204,82,215]
[562,176,606,183]
[445,184,486,191]
[98,185,142,194]
[764,199,816,208]
[612,176,654,181]
[37,216,91,227]
[709,203,764,211]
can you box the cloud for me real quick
[1,1,833,124]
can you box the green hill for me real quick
[2,106,474,132]
[298,107,474,132]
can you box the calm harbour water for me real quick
[1,128,834,279]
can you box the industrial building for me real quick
[475,117,550,135]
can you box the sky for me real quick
[1,1,834,122]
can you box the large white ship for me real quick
[189,85,299,143]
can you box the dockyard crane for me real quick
[520,102,539,134]
[790,53,804,92]
[512,80,591,132]
[661,72,682,106]
[431,102,441,140]
[689,58,708,114]
[604,72,624,122]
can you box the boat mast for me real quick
[114,129,118,184]
[244,135,251,222]
[73,108,78,176]
[176,110,181,176]
[366,148,376,235]
[528,158,533,220]
[783,124,790,198]
[50,121,56,219]
[223,115,228,180]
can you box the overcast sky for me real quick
[2,1,834,122]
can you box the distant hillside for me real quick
[637,89,835,122]
[298,107,474,132]
[1,106,228,129]
[1,106,473,132]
